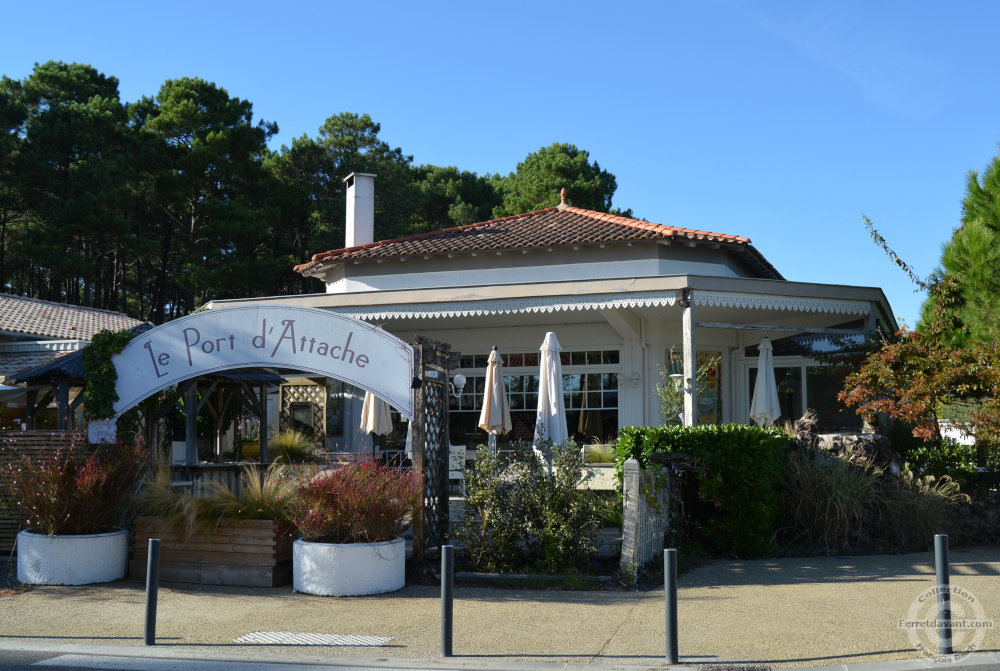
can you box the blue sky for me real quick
[3,1,998,328]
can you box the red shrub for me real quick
[4,441,149,536]
[290,461,422,544]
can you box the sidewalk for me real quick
[0,547,997,669]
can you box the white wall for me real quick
[325,243,751,294]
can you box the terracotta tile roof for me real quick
[295,206,782,279]
[0,294,144,341]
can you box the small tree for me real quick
[655,349,720,424]
[839,220,1000,464]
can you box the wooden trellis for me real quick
[410,336,452,560]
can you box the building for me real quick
[0,294,144,429]
[211,174,896,451]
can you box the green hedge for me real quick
[614,424,790,558]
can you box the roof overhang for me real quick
[208,274,897,334]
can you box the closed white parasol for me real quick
[533,332,568,469]
[478,346,512,455]
[749,337,781,427]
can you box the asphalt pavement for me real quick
[0,547,997,671]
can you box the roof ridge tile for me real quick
[296,203,762,273]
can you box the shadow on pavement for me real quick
[679,547,1000,589]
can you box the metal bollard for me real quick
[144,538,161,646]
[441,544,454,657]
[935,534,952,655]
[665,548,678,664]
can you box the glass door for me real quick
[747,365,803,426]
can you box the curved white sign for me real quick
[112,306,414,417]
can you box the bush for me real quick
[189,462,298,529]
[904,439,978,482]
[593,490,623,527]
[290,461,421,544]
[876,468,967,551]
[615,424,790,558]
[4,441,149,536]
[583,443,615,464]
[134,458,188,529]
[462,442,601,574]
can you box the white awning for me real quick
[694,291,871,315]
[332,290,871,322]
[333,291,681,321]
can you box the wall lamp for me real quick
[616,372,641,388]
[449,373,467,398]
[669,373,692,393]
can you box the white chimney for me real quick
[344,172,376,248]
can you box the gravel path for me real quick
[0,547,996,668]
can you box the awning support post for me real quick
[681,289,698,427]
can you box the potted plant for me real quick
[240,419,261,460]
[131,461,297,587]
[289,460,421,596]
[5,441,148,585]
[581,442,618,490]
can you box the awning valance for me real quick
[333,289,871,321]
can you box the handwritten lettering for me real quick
[145,318,374,375]
[271,319,297,357]
[143,342,169,378]
[182,327,237,366]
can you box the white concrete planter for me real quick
[17,528,128,585]
[580,465,618,490]
[293,537,405,596]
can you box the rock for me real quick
[817,432,899,473]
[789,409,820,452]
[788,409,901,475]
[794,409,820,435]
[958,489,1000,544]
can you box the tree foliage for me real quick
[841,220,1000,458]
[841,146,1000,468]
[492,142,618,217]
[0,62,626,322]
[920,152,1000,348]
[130,77,279,320]
[2,62,131,308]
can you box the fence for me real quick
[620,457,670,580]
[167,463,245,498]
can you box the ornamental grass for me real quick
[191,461,297,529]
[780,450,969,555]
[290,460,421,544]
[270,430,326,464]
[136,460,297,536]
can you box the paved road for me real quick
[0,547,998,670]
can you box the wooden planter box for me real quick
[130,516,293,587]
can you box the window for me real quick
[743,333,864,432]
[290,402,315,436]
[665,349,723,424]
[745,362,861,433]
[450,348,621,447]
[325,379,345,438]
